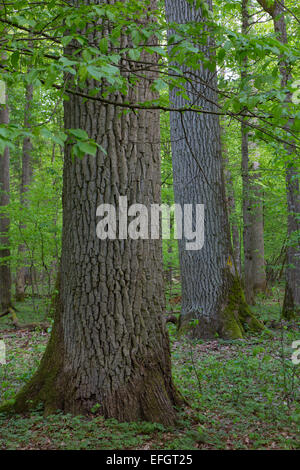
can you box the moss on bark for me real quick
[178,273,264,340]
[220,275,264,339]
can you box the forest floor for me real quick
[0,291,299,450]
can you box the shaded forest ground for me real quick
[0,288,299,450]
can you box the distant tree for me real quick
[256,0,300,318]
[0,81,12,314]
[165,0,263,339]
[15,82,33,302]
[222,126,242,276]
[248,159,267,297]
[241,0,266,304]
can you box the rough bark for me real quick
[16,82,33,302]
[256,0,300,318]
[5,0,182,425]
[0,87,12,312]
[165,0,263,339]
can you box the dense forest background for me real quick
[0,0,299,451]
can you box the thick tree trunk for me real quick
[165,0,263,339]
[256,0,300,317]
[16,82,33,302]
[0,87,12,312]
[8,0,182,425]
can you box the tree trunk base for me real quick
[15,293,26,303]
[282,285,300,320]
[221,275,265,339]
[1,307,183,426]
[179,275,265,340]
[2,358,183,426]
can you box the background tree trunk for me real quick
[241,0,255,305]
[222,126,242,275]
[256,2,300,318]
[241,122,255,304]
[16,82,33,302]
[0,86,12,313]
[10,0,182,425]
[249,160,266,294]
[165,0,263,339]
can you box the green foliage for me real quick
[0,0,298,149]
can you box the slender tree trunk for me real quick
[16,82,33,302]
[256,0,300,317]
[165,0,263,339]
[226,189,242,276]
[222,127,242,275]
[241,1,266,302]
[249,160,266,293]
[241,123,255,304]
[0,85,12,313]
[241,0,255,304]
[8,0,182,424]
[273,4,300,318]
[283,164,300,318]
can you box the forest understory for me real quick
[0,288,298,451]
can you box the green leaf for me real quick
[11,51,20,69]
[77,141,98,156]
[69,129,89,140]
[99,38,108,54]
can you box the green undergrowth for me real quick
[0,293,299,450]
